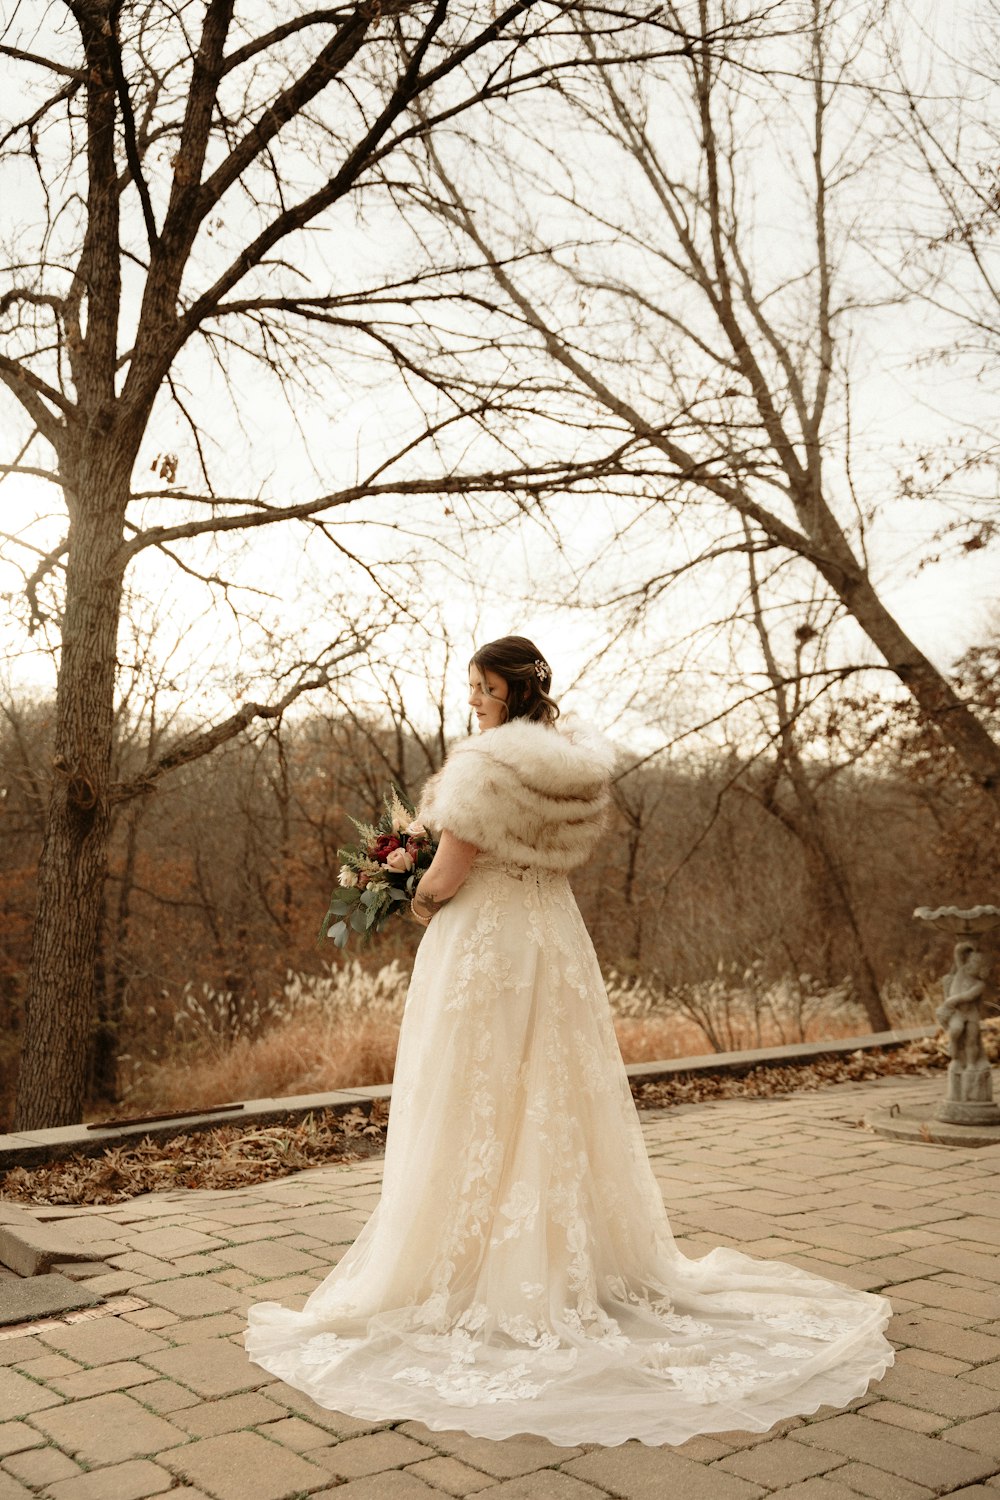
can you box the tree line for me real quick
[2,648,996,1129]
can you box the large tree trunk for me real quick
[14,457,127,1130]
[843,569,1000,797]
[91,796,144,1106]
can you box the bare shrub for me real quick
[121,962,408,1113]
[606,964,865,1058]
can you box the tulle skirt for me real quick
[244,857,893,1446]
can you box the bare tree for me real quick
[736,523,888,1029]
[863,1,1000,552]
[421,0,1000,797]
[3,0,696,1126]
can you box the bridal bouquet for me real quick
[319,787,437,949]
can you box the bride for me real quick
[243,635,894,1447]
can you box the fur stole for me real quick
[416,715,618,872]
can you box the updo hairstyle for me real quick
[470,636,559,727]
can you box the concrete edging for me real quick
[0,1027,936,1172]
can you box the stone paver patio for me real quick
[1,1072,999,1499]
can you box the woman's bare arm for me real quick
[412,829,479,926]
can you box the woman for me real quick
[243,636,893,1447]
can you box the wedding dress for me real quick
[243,851,894,1447]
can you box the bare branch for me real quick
[109,639,372,802]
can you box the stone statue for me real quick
[935,941,995,1117]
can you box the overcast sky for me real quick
[1,0,996,752]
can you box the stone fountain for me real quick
[865,905,1000,1147]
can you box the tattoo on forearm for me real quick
[412,890,452,920]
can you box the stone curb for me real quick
[0,1027,935,1174]
[0,1217,105,1275]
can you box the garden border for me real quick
[0,1026,936,1172]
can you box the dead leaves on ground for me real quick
[0,1102,389,1206]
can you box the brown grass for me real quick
[111,963,937,1122]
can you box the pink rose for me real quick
[385,847,414,874]
[405,820,427,838]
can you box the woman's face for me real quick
[468,664,509,731]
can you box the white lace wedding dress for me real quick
[244,854,894,1446]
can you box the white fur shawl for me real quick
[416,716,618,871]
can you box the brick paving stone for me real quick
[965,1362,1000,1392]
[3,1444,81,1485]
[29,1391,188,1465]
[126,1228,224,1258]
[84,1270,148,1295]
[50,1262,114,1281]
[672,1435,737,1461]
[269,1385,393,1437]
[236,1274,315,1303]
[14,1352,81,1378]
[562,1445,764,1499]
[170,1255,230,1275]
[790,1413,996,1490]
[707,1418,807,1453]
[0,1341,42,1368]
[831,1461,933,1499]
[466,1475,611,1499]
[928,1217,1000,1247]
[912,1244,1000,1281]
[137,1278,241,1317]
[404,1455,497,1494]
[771,1477,896,1500]
[0,1366,63,1420]
[109,1253,181,1280]
[53,1216,128,1245]
[141,1337,271,1398]
[313,1429,438,1478]
[134,1379,202,1414]
[211,1224,292,1246]
[254,1415,332,1452]
[863,1401,943,1434]
[0,1424,40,1458]
[888,1315,1000,1365]
[947,1412,1000,1458]
[209,1269,258,1290]
[122,1308,180,1331]
[313,1475,438,1500]
[162,1428,331,1500]
[396,1425,582,1480]
[44,1457,176,1500]
[49,1358,162,1399]
[170,1391,291,1437]
[159,1314,246,1345]
[715,1437,841,1486]
[885,1279,1000,1322]
[36,1319,169,1366]
[0,1471,32,1500]
[222,1241,326,1277]
[894,1347,970,1376]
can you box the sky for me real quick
[1,0,997,756]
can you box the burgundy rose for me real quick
[405,838,422,862]
[371,833,401,862]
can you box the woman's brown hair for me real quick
[470,636,559,727]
